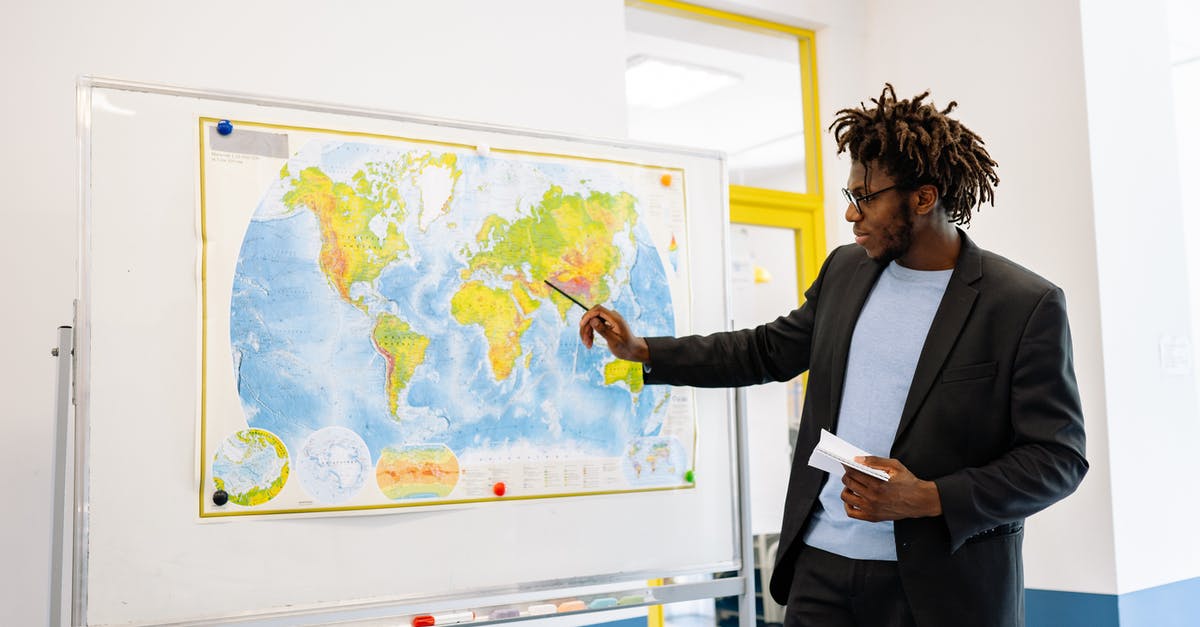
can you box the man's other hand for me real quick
[840,456,943,522]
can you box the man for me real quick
[579,85,1088,627]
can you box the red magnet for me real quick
[412,616,436,627]
[493,482,506,497]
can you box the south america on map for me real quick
[199,119,695,516]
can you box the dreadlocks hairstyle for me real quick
[830,84,999,226]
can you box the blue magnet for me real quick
[216,120,234,136]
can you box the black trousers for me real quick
[783,544,917,627]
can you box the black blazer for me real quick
[644,230,1088,627]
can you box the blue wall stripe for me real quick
[1027,577,1200,626]
[1118,576,1200,626]
[1026,589,1118,627]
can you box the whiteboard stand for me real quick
[63,77,756,627]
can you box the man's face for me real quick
[844,160,913,264]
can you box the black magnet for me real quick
[212,489,229,506]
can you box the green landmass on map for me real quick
[452,185,638,381]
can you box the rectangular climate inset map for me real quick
[198,118,695,517]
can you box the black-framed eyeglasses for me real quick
[842,184,899,216]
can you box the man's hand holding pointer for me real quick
[578,306,650,363]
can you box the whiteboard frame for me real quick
[63,76,751,627]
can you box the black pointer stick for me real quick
[543,279,591,312]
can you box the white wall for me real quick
[856,0,1117,594]
[1180,62,1200,469]
[1080,0,1200,595]
[0,3,626,625]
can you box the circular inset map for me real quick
[295,426,372,504]
[212,428,289,506]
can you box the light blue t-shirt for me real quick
[802,260,952,561]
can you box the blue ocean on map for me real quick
[228,140,679,483]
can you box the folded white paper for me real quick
[808,429,890,481]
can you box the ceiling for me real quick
[623,5,808,192]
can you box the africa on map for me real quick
[199,119,695,516]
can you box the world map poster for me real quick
[198,118,695,517]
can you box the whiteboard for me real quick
[77,79,738,626]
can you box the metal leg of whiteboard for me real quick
[734,388,755,627]
[50,325,75,627]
